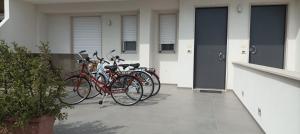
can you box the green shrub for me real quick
[0,41,69,127]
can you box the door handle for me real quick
[250,45,257,54]
[218,51,226,62]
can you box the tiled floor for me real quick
[54,85,264,134]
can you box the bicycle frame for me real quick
[96,62,147,85]
[93,50,150,84]
[78,62,131,95]
[60,50,144,106]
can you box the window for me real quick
[122,15,137,53]
[159,14,177,53]
[0,0,4,22]
[72,16,102,57]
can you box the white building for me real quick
[0,0,300,134]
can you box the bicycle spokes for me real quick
[110,75,143,106]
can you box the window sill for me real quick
[159,50,176,54]
[122,51,137,54]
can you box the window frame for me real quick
[0,0,4,20]
[121,15,138,54]
[158,13,178,54]
[0,0,7,26]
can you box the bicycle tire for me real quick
[85,73,108,99]
[110,75,143,106]
[86,82,100,99]
[59,75,91,105]
[148,71,161,96]
[129,71,154,101]
[94,73,108,95]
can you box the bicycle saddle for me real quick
[118,64,130,70]
[129,63,140,69]
[104,65,118,71]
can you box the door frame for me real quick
[248,2,289,69]
[193,6,230,90]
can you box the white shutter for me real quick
[160,14,177,45]
[122,16,137,42]
[73,16,102,57]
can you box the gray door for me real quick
[250,5,286,69]
[194,7,228,89]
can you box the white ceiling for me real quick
[24,0,131,4]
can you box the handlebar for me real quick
[110,56,124,63]
[79,50,87,54]
[94,51,110,64]
[113,55,125,62]
[85,57,90,62]
[99,57,110,64]
[76,50,93,64]
[80,50,125,64]
[77,50,86,61]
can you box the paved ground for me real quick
[54,85,264,134]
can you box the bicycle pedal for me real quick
[98,101,103,105]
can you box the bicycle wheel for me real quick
[110,75,143,106]
[130,71,154,101]
[86,73,107,99]
[94,73,108,95]
[85,81,101,99]
[59,75,91,105]
[148,72,161,96]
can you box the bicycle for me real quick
[117,64,161,96]
[103,51,160,96]
[136,67,161,96]
[59,50,144,106]
[94,50,154,101]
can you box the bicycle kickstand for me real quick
[98,93,107,105]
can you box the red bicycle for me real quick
[59,50,144,106]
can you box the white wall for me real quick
[37,0,178,13]
[38,0,179,83]
[0,0,38,51]
[2,0,298,86]
[151,11,179,84]
[233,63,300,134]
[42,0,299,85]
[46,13,140,62]
[285,0,300,71]
[295,0,300,72]
[178,0,299,88]
[297,32,300,72]
[101,13,140,63]
[36,11,48,44]
[47,14,71,53]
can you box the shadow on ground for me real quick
[136,93,171,106]
[54,121,125,134]
[74,93,171,108]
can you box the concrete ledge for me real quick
[233,62,300,82]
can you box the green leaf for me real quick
[0,41,70,127]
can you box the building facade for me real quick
[1,0,300,89]
[1,1,300,133]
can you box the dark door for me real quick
[194,7,228,89]
[250,5,286,69]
